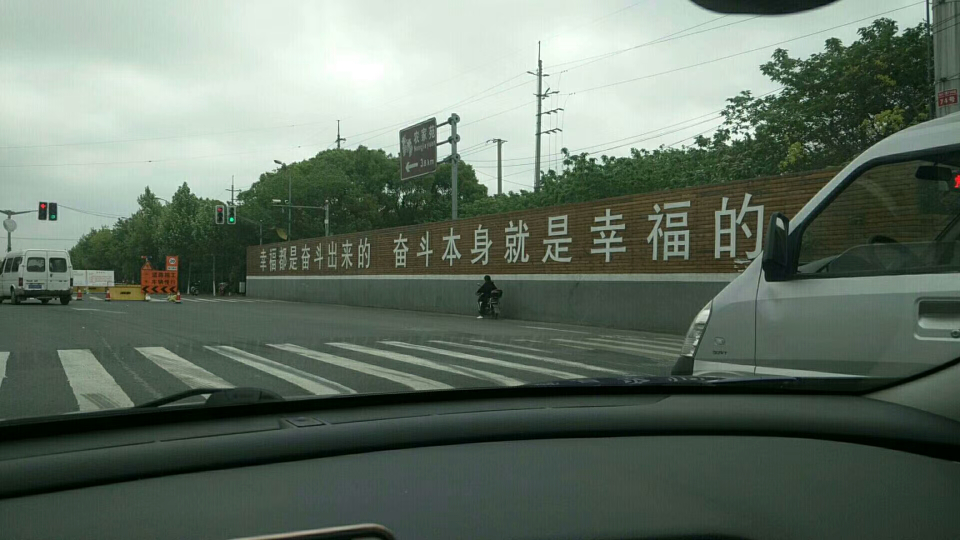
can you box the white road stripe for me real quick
[87,295,104,301]
[192,298,219,303]
[553,338,675,360]
[267,344,451,391]
[554,343,595,351]
[58,349,134,412]
[136,347,232,389]
[430,340,625,375]
[382,341,583,380]
[615,336,685,347]
[0,352,9,393]
[604,335,685,346]
[204,346,355,395]
[328,343,523,386]
[520,326,589,334]
[586,338,680,354]
[472,339,546,352]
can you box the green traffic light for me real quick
[229,217,235,223]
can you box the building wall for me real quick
[247,274,735,334]
[246,169,838,333]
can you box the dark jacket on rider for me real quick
[477,280,497,297]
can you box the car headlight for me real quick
[679,301,712,358]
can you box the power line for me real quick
[551,15,763,74]
[60,205,129,219]
[568,2,924,96]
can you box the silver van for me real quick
[0,249,74,305]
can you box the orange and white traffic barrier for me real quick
[76,289,83,301]
[105,288,111,301]
[175,291,181,303]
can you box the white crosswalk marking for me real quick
[429,340,625,375]
[614,335,685,347]
[471,339,547,352]
[381,341,584,380]
[521,326,589,334]
[554,342,594,351]
[205,346,355,395]
[586,338,680,354]
[268,344,452,391]
[136,347,232,389]
[0,352,9,394]
[554,338,675,360]
[328,343,523,386]
[58,350,134,411]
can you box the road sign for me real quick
[166,255,179,271]
[399,118,438,181]
[3,219,16,233]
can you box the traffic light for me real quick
[215,205,225,225]
[38,202,47,220]
[227,205,236,224]
[48,202,58,221]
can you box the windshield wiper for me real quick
[136,387,284,408]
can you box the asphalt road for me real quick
[0,294,684,421]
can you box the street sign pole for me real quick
[449,113,460,220]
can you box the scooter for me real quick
[189,283,200,296]
[477,289,503,319]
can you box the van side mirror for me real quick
[761,212,791,282]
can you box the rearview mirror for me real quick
[761,212,791,282]
[915,165,960,189]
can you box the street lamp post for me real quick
[274,160,291,239]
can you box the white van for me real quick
[674,112,960,380]
[0,249,74,305]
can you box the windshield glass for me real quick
[1,1,957,422]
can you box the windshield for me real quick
[1,1,958,422]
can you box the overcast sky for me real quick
[0,0,926,252]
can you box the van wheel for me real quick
[41,299,50,305]
[60,296,71,305]
[11,289,20,305]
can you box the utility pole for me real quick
[933,0,960,117]
[226,175,238,206]
[324,200,330,237]
[529,43,559,192]
[335,120,346,149]
[487,139,507,195]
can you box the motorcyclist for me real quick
[476,275,498,319]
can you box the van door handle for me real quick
[917,300,960,339]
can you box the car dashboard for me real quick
[0,390,958,540]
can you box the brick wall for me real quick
[247,169,837,277]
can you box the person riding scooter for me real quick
[476,275,499,319]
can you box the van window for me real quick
[798,157,960,276]
[12,257,22,272]
[26,257,45,272]
[49,258,68,273]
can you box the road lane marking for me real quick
[136,347,232,389]
[58,350,135,412]
[554,343,595,351]
[87,295,104,301]
[204,346,355,395]
[192,298,219,302]
[520,326,589,334]
[612,335,685,347]
[267,344,451,391]
[472,339,547,352]
[430,341,625,375]
[552,339,675,360]
[382,342,583,380]
[0,352,9,394]
[71,308,125,314]
[328,343,523,386]
[585,338,680,354]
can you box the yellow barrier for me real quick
[106,285,145,301]
[87,286,107,293]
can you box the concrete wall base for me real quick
[247,275,734,335]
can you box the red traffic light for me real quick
[40,203,46,209]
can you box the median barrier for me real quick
[106,285,146,301]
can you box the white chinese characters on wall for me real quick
[259,192,765,272]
